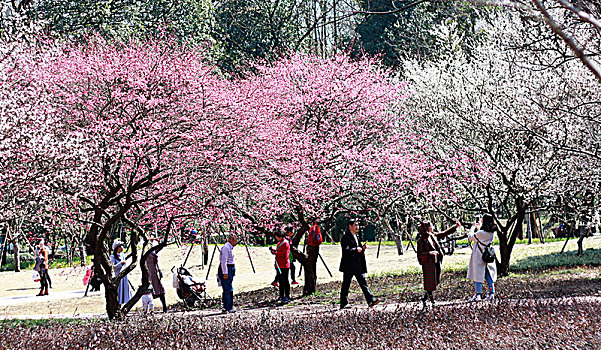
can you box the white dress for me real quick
[466,228,498,283]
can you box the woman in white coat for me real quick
[467,213,497,301]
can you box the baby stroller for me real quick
[173,266,209,308]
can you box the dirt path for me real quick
[0,244,425,317]
[1,236,598,318]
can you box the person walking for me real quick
[218,234,238,313]
[35,240,52,289]
[416,219,460,307]
[467,213,498,301]
[270,230,291,303]
[34,240,49,296]
[339,218,380,309]
[146,241,167,312]
[88,259,102,292]
[304,220,323,296]
[110,241,132,305]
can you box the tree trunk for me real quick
[498,199,527,276]
[0,240,7,270]
[104,283,123,320]
[0,226,7,269]
[13,241,20,272]
[64,234,72,266]
[577,225,586,256]
[79,243,87,266]
[302,245,319,296]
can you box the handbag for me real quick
[32,270,40,282]
[475,237,496,263]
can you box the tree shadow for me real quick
[5,288,39,292]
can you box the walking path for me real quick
[1,236,599,319]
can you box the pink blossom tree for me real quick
[6,36,248,319]
[224,54,471,295]
[4,36,471,314]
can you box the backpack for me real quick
[476,237,496,263]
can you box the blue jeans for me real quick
[218,265,235,311]
[474,267,494,295]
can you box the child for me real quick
[142,286,154,314]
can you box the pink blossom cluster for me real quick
[1,37,479,236]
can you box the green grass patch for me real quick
[454,237,575,246]
[0,317,97,328]
[0,255,93,272]
[511,248,601,271]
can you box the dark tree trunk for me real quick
[577,226,586,256]
[104,283,122,320]
[302,245,319,296]
[497,198,527,276]
[0,226,6,270]
[13,241,20,272]
[0,240,7,269]
[63,234,72,266]
[79,243,87,266]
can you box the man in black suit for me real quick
[339,218,380,309]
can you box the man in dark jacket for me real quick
[339,218,380,309]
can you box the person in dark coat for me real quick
[416,219,460,307]
[339,218,380,309]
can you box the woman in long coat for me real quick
[416,220,460,307]
[146,247,167,312]
[110,241,132,305]
[467,213,497,301]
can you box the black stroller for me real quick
[173,266,209,308]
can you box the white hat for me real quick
[112,241,124,251]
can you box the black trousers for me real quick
[340,272,374,305]
[275,263,296,283]
[290,261,296,282]
[39,269,49,290]
[277,268,290,298]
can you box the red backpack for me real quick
[307,223,323,246]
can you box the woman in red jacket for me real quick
[270,231,290,303]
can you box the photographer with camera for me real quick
[416,219,461,307]
[467,213,498,302]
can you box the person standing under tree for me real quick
[34,239,49,296]
[339,218,380,309]
[270,230,291,303]
[467,213,498,301]
[304,220,323,296]
[416,219,460,307]
[34,239,52,289]
[146,240,167,312]
[110,241,132,305]
[218,234,238,313]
